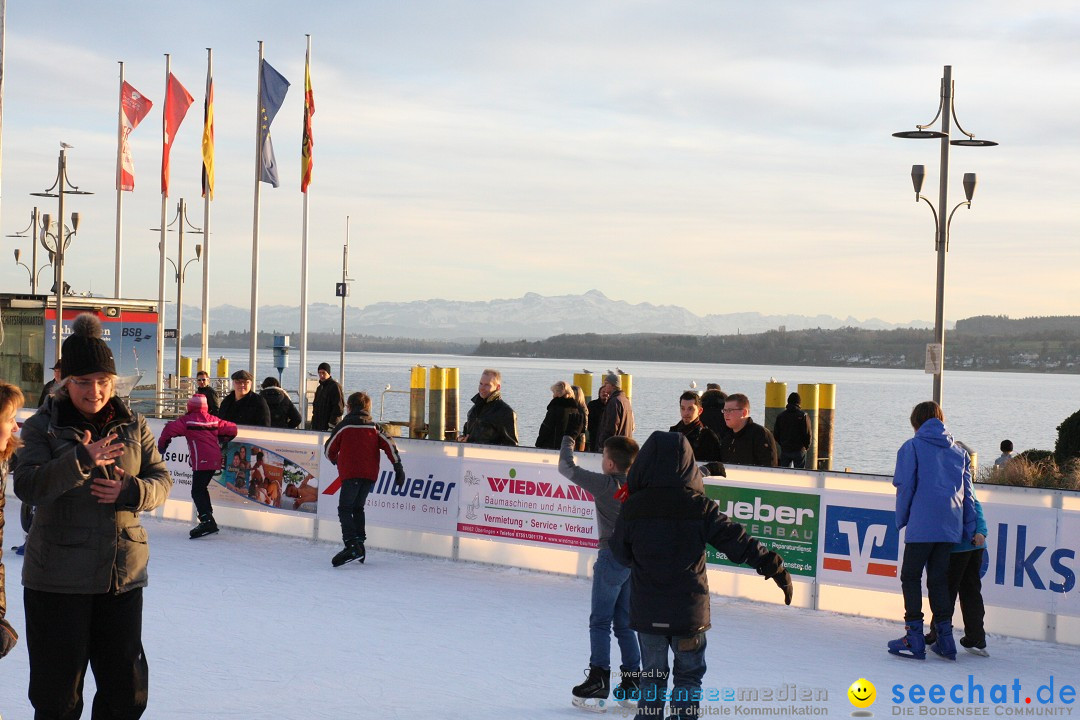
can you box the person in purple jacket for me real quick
[158,395,238,538]
[888,401,976,661]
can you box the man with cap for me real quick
[772,392,813,469]
[596,372,634,448]
[14,313,173,718]
[217,369,271,427]
[37,359,62,407]
[311,362,344,432]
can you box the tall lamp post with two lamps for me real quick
[152,198,203,383]
[31,144,92,363]
[7,206,51,292]
[892,65,997,406]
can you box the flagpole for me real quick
[249,41,264,378]
[114,61,124,298]
[156,54,170,414]
[299,34,312,427]
[201,47,212,375]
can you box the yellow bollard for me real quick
[573,372,594,400]
[444,368,460,440]
[216,356,229,379]
[797,383,820,471]
[428,367,447,442]
[197,357,209,374]
[765,381,787,434]
[409,365,427,439]
[179,356,193,378]
[817,384,836,471]
[619,373,633,402]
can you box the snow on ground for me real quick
[1,508,1076,719]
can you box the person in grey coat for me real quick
[14,314,173,719]
[558,413,641,710]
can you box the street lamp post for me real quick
[31,145,92,363]
[152,198,203,383]
[339,216,352,388]
[6,206,49,293]
[893,65,997,406]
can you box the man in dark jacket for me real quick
[719,393,778,467]
[195,370,220,414]
[596,372,634,448]
[311,362,344,431]
[37,360,62,407]
[217,370,271,427]
[772,392,813,469]
[457,369,518,446]
[260,377,302,429]
[611,432,792,719]
[670,391,722,462]
[698,387,730,445]
[586,384,609,452]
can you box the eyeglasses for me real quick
[721,408,744,414]
[69,377,113,391]
[197,377,209,383]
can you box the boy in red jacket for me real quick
[324,392,405,566]
[158,394,238,538]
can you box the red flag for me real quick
[162,72,194,196]
[301,53,314,193]
[117,81,153,191]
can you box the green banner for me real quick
[704,485,820,577]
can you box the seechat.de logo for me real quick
[822,506,899,578]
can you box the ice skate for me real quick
[614,668,640,708]
[572,665,611,713]
[887,620,926,659]
[332,539,365,567]
[960,635,989,657]
[189,513,219,539]
[929,620,957,661]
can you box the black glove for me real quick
[755,551,793,606]
[393,462,406,487]
[0,617,18,659]
[564,411,584,439]
[701,461,726,478]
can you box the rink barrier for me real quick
[10,410,1080,646]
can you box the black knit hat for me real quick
[60,314,116,378]
[317,362,332,374]
[231,369,254,382]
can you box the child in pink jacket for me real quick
[158,394,238,538]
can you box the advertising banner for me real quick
[316,448,459,534]
[456,460,598,549]
[704,483,820,577]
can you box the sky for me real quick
[1,1,1078,325]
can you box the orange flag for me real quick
[162,72,194,196]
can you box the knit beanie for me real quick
[318,362,332,374]
[603,372,621,389]
[60,314,116,378]
[187,394,208,413]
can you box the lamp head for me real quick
[41,213,51,231]
[963,173,977,202]
[14,248,20,263]
[70,212,81,233]
[195,244,203,260]
[910,165,926,197]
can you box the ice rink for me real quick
[0,510,1075,719]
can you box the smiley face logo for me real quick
[848,678,876,709]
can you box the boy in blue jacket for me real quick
[926,493,990,656]
[889,401,977,661]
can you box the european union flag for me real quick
[259,60,290,188]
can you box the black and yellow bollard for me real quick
[817,384,836,471]
[797,383,820,471]
[428,367,447,442]
[444,367,460,441]
[409,365,427,439]
[765,381,787,434]
[572,372,594,400]
[619,372,633,402]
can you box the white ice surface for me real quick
[0,511,1075,719]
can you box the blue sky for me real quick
[1,1,1077,324]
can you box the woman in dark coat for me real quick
[536,380,584,450]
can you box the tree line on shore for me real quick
[187,314,1080,374]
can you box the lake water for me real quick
[187,346,1080,476]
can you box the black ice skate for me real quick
[614,668,640,708]
[571,665,611,713]
[331,540,366,567]
[189,514,219,539]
